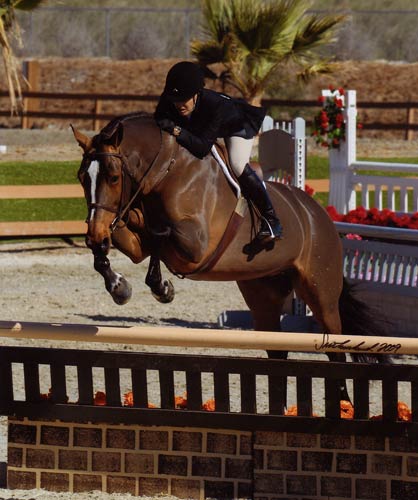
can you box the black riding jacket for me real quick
[154,89,266,159]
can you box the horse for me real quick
[72,112,388,404]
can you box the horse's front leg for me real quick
[93,252,132,305]
[145,254,175,304]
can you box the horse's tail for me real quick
[339,277,393,364]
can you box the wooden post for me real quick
[21,60,40,129]
[93,99,102,131]
[406,106,414,141]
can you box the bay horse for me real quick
[72,112,388,402]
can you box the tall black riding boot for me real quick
[238,164,283,241]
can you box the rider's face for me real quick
[174,94,197,117]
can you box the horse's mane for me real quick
[98,111,153,142]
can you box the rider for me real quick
[154,61,283,243]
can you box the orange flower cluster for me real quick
[122,391,216,411]
[284,401,412,421]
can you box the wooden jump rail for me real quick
[0,320,414,355]
[0,320,417,434]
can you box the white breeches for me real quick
[224,136,254,177]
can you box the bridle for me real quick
[83,137,177,233]
[82,151,138,232]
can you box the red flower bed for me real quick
[327,206,418,230]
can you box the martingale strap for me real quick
[171,196,247,279]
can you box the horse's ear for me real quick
[108,122,124,148]
[71,124,92,152]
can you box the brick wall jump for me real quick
[7,418,418,499]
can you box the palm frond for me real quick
[297,60,340,83]
[191,39,228,65]
[0,16,21,113]
[293,14,348,53]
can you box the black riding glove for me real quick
[157,118,176,134]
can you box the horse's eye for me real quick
[110,175,119,184]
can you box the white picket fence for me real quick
[326,89,418,214]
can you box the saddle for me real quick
[211,143,241,198]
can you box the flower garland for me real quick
[311,86,346,149]
[326,205,418,230]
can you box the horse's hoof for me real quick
[151,279,175,304]
[106,274,132,305]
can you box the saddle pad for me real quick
[210,145,241,198]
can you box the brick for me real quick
[204,480,234,499]
[40,472,69,492]
[337,453,367,474]
[125,452,154,473]
[287,433,317,448]
[321,476,352,498]
[391,480,418,500]
[138,477,168,496]
[238,481,253,499]
[390,436,418,452]
[254,449,264,469]
[159,454,188,476]
[407,456,418,477]
[254,431,284,446]
[74,427,102,448]
[107,475,136,495]
[207,432,236,454]
[58,449,87,470]
[355,435,385,451]
[171,478,201,499]
[320,434,351,449]
[192,456,221,477]
[7,470,36,490]
[139,430,168,450]
[173,431,202,452]
[240,434,252,455]
[73,473,103,493]
[286,474,317,495]
[254,472,284,494]
[267,450,297,471]
[40,425,69,446]
[92,451,121,472]
[225,458,252,479]
[8,423,36,444]
[302,451,333,472]
[7,447,23,467]
[106,428,135,449]
[26,448,55,469]
[371,453,402,475]
[356,478,386,499]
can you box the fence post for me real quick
[93,99,102,131]
[293,117,305,190]
[21,60,40,129]
[327,89,357,214]
[406,105,415,141]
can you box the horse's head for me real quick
[72,123,126,255]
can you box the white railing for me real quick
[337,223,418,296]
[326,90,418,214]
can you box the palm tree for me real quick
[191,0,347,105]
[0,0,44,113]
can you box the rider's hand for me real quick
[158,118,176,134]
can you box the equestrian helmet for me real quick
[163,61,205,102]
